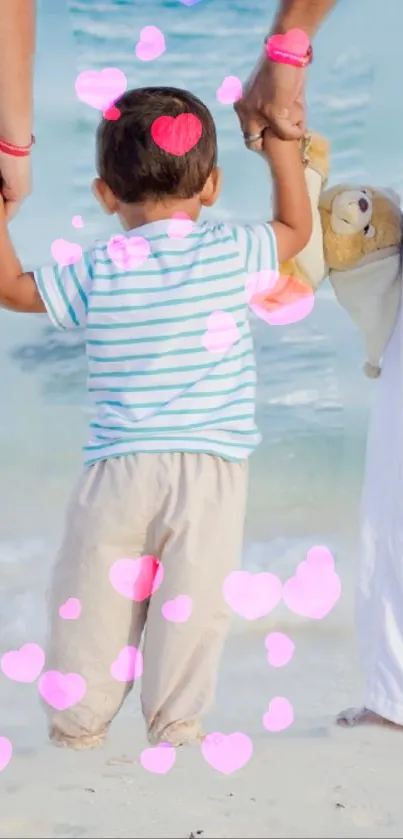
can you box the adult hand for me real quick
[234,53,307,150]
[0,151,32,220]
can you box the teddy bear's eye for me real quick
[363,224,370,235]
[362,190,367,195]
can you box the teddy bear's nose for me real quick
[358,197,369,212]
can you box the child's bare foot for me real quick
[336,706,403,729]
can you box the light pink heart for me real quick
[107,234,150,271]
[135,26,166,61]
[161,595,193,623]
[222,570,282,620]
[0,737,12,773]
[58,598,81,620]
[265,632,295,667]
[263,697,294,732]
[72,215,84,229]
[140,743,176,774]
[216,75,243,105]
[38,671,86,710]
[282,546,341,620]
[269,29,310,57]
[110,645,143,682]
[167,211,194,239]
[246,269,314,326]
[51,238,82,268]
[202,310,239,353]
[75,67,127,111]
[109,555,164,601]
[201,732,253,774]
[1,643,45,683]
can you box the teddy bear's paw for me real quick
[363,361,381,379]
[278,258,317,291]
[279,258,299,278]
[302,131,330,184]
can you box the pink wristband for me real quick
[265,29,313,68]
[0,135,35,158]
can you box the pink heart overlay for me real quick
[216,76,243,105]
[51,239,82,268]
[140,743,176,774]
[223,570,282,620]
[167,211,194,239]
[265,632,295,668]
[269,29,310,57]
[38,671,87,710]
[110,645,143,682]
[1,643,45,683]
[107,235,150,271]
[282,546,341,619]
[201,732,253,774]
[135,26,166,62]
[263,697,294,732]
[246,270,314,326]
[151,114,203,156]
[109,555,163,602]
[103,104,121,121]
[0,737,12,773]
[59,598,81,620]
[75,67,127,112]
[161,595,193,623]
[202,310,239,353]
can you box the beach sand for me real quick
[2,591,403,839]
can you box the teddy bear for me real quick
[276,132,403,379]
[250,131,330,316]
[317,183,402,377]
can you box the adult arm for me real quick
[271,0,337,38]
[234,0,336,144]
[0,0,36,218]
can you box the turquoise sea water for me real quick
[1,0,403,643]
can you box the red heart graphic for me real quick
[151,113,203,156]
[103,104,121,121]
[269,29,310,57]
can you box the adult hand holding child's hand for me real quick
[234,53,307,150]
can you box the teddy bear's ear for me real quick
[319,184,352,212]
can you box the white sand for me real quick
[2,594,403,839]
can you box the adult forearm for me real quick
[271,0,336,38]
[0,0,36,145]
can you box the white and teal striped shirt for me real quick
[34,219,277,466]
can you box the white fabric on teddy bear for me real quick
[329,248,401,377]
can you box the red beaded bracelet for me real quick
[0,135,35,157]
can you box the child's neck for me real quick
[119,196,201,231]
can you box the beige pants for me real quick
[43,452,247,747]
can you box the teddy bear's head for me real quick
[318,185,402,271]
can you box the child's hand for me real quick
[260,129,301,162]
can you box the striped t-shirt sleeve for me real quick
[230,223,278,275]
[33,250,92,330]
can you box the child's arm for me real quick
[264,131,312,264]
[0,196,91,327]
[0,198,46,313]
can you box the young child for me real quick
[0,86,311,749]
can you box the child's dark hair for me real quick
[96,86,218,204]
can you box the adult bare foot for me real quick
[336,706,403,729]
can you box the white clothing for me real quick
[358,297,403,723]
